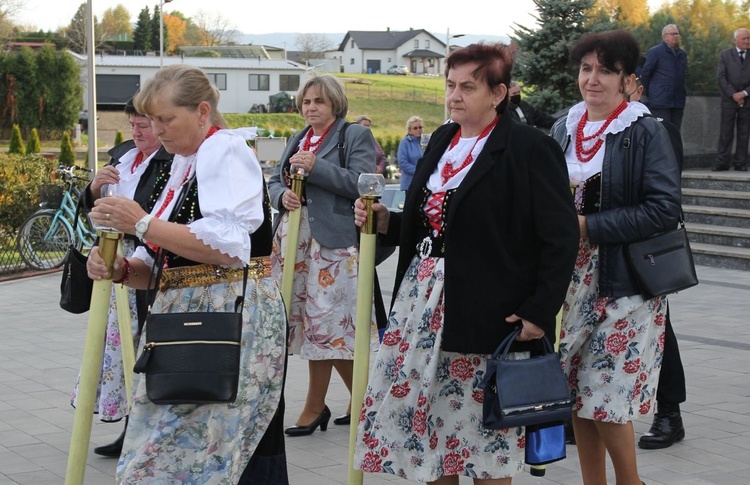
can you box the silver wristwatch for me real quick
[135,214,153,239]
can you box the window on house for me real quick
[414,39,419,48]
[428,59,435,67]
[350,58,355,65]
[248,74,270,91]
[207,73,226,90]
[279,74,300,91]
[388,58,391,63]
[351,40,354,48]
[426,40,430,49]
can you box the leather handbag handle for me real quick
[491,327,555,361]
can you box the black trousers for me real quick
[717,103,750,167]
[649,108,684,133]
[656,305,686,405]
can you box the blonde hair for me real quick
[134,64,227,128]
[295,73,348,118]
[405,115,423,133]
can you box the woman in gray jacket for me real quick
[550,30,682,485]
[267,73,377,436]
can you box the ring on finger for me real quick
[106,213,111,221]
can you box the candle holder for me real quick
[357,173,386,235]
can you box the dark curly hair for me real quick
[445,43,513,115]
[569,30,640,76]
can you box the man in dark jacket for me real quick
[715,27,750,171]
[640,24,688,132]
[506,82,557,132]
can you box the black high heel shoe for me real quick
[333,413,351,425]
[285,406,331,437]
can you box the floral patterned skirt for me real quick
[115,275,287,485]
[71,239,139,422]
[353,256,525,482]
[559,240,666,424]
[271,207,377,360]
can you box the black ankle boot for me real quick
[94,418,127,457]
[638,403,684,450]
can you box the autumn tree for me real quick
[591,0,648,27]
[100,4,132,40]
[133,6,152,52]
[163,13,186,52]
[0,0,26,46]
[295,33,333,62]
[192,10,236,46]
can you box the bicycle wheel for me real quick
[16,210,73,270]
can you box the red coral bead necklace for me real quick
[441,116,499,184]
[575,100,627,162]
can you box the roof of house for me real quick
[179,45,273,59]
[403,49,444,59]
[75,54,308,71]
[338,29,445,51]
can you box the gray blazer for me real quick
[717,47,750,106]
[267,117,376,248]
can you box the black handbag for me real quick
[59,201,93,314]
[622,119,698,299]
[626,218,699,298]
[133,259,248,405]
[480,328,573,429]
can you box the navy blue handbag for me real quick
[480,327,573,429]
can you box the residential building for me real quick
[333,29,446,75]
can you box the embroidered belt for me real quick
[160,257,272,291]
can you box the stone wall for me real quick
[683,94,722,169]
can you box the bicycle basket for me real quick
[39,184,64,209]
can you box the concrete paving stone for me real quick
[2,264,750,484]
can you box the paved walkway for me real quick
[1,255,749,484]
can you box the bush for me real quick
[59,132,75,166]
[114,130,124,145]
[26,128,41,154]
[8,124,26,155]
[0,153,57,231]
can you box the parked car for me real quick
[387,65,409,75]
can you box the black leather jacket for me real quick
[550,114,682,298]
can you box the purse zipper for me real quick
[644,243,685,266]
[134,340,239,374]
[143,340,240,348]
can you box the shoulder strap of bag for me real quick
[623,114,685,226]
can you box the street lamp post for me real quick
[444,28,465,121]
[159,0,173,68]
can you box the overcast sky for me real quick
[18,0,670,38]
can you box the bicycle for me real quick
[16,165,96,271]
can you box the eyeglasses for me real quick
[411,126,423,130]
[666,32,680,36]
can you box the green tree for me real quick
[133,6,152,52]
[8,123,25,154]
[59,131,75,166]
[25,127,40,153]
[7,47,39,130]
[513,0,603,113]
[150,4,168,53]
[114,130,124,145]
